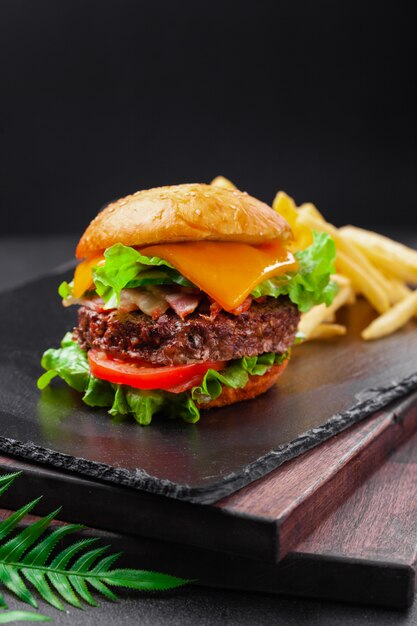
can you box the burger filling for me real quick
[38,232,337,424]
[74,298,299,365]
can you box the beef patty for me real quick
[74,298,300,366]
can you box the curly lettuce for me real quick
[252,231,338,312]
[37,335,289,425]
[58,243,193,307]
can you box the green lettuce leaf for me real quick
[37,332,90,392]
[58,280,74,299]
[83,375,115,407]
[92,243,192,308]
[38,337,289,425]
[191,352,288,404]
[251,231,338,312]
[109,386,166,426]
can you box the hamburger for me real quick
[38,182,337,425]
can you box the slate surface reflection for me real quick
[0,272,416,503]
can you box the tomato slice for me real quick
[87,350,226,392]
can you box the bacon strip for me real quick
[66,286,249,321]
[200,295,253,319]
[229,296,253,315]
[62,295,105,311]
[165,292,202,320]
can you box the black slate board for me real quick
[0,271,416,504]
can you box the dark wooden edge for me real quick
[0,459,277,562]
[97,529,416,609]
[0,512,413,610]
[275,392,417,559]
[78,533,415,609]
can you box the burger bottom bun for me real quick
[198,360,288,410]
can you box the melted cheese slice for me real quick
[140,241,298,311]
[73,254,104,298]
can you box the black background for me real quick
[1,0,416,236]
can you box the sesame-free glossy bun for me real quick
[199,361,288,410]
[76,183,292,258]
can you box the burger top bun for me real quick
[76,183,292,258]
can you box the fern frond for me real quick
[0,610,51,623]
[103,569,192,591]
[0,499,44,544]
[0,474,20,498]
[0,473,192,613]
[0,508,60,564]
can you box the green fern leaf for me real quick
[0,564,37,608]
[21,569,63,611]
[46,572,83,609]
[0,610,51,623]
[0,474,20,486]
[72,546,110,574]
[68,575,97,607]
[0,473,192,613]
[85,577,118,602]
[0,509,60,563]
[22,524,84,567]
[103,569,192,591]
[0,499,43,542]
[90,552,122,574]
[0,474,20,498]
[49,538,98,570]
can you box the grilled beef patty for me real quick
[74,298,300,366]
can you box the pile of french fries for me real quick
[211,176,417,342]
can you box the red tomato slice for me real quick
[87,350,226,392]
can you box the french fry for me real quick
[298,304,328,338]
[384,278,417,319]
[385,277,412,302]
[374,275,417,323]
[309,324,347,340]
[297,211,391,314]
[340,226,417,285]
[335,250,392,314]
[361,289,417,340]
[271,187,417,341]
[210,176,238,190]
[298,285,353,339]
[324,311,336,323]
[298,202,326,222]
[332,273,352,289]
[272,192,312,251]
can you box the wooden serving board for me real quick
[1,392,417,568]
[106,425,415,609]
[1,398,416,609]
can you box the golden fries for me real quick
[340,226,417,285]
[297,211,391,314]
[272,188,417,341]
[298,202,325,222]
[309,324,347,340]
[210,176,238,190]
[272,192,313,251]
[335,250,390,315]
[298,284,354,340]
[386,277,412,301]
[361,290,417,340]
